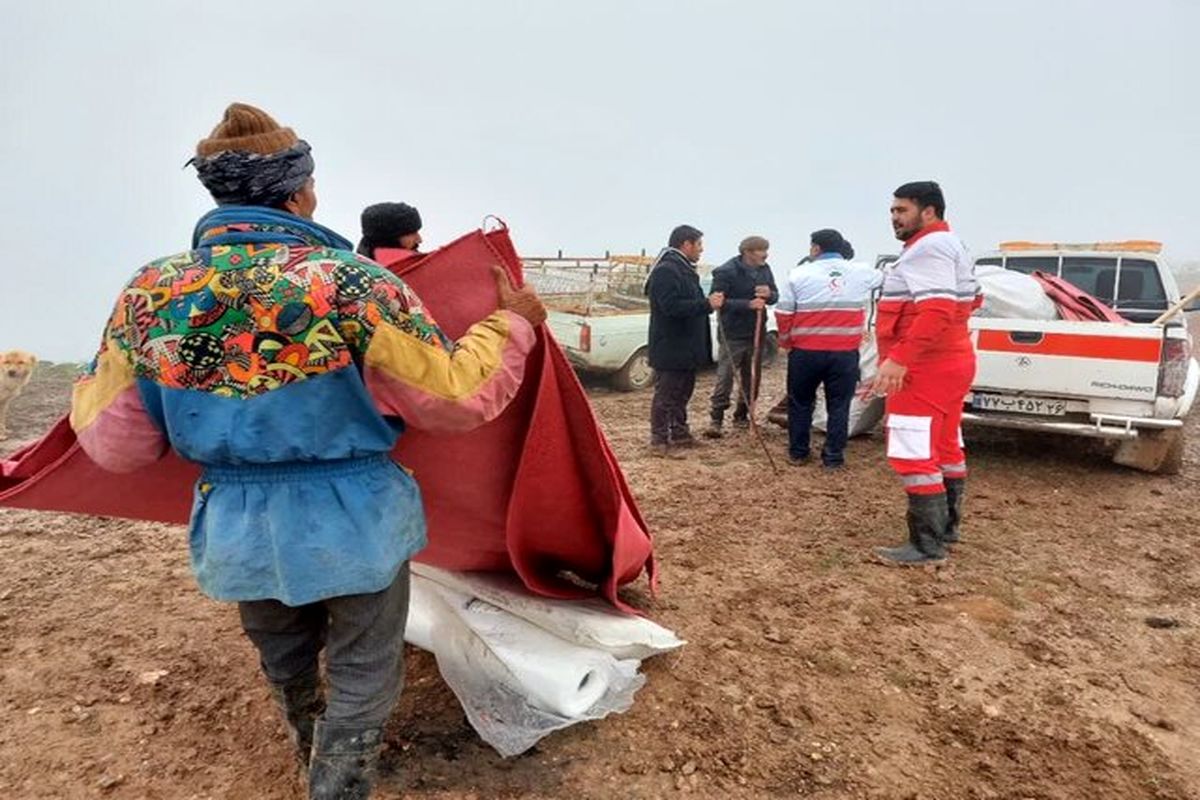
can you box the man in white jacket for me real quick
[775,229,881,467]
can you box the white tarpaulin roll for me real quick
[411,563,684,659]
[403,568,684,756]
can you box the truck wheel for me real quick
[1112,429,1185,475]
[612,347,654,392]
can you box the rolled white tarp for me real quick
[411,563,684,659]
[403,568,683,756]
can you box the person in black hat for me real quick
[358,202,424,271]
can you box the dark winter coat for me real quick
[645,249,714,371]
[711,256,779,341]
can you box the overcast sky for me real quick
[1,0,1197,361]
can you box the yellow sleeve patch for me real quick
[364,312,511,401]
[69,342,137,433]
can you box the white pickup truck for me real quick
[538,258,777,391]
[961,241,1198,474]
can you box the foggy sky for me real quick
[1,0,1197,361]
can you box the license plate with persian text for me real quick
[971,393,1067,416]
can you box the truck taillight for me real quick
[1159,335,1190,398]
[579,322,591,353]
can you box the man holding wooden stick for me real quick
[705,236,779,438]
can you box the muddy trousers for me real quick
[710,336,760,423]
[238,563,411,728]
[650,369,697,445]
[884,361,974,496]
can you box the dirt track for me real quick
[2,358,1199,799]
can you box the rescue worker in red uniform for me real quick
[872,182,980,565]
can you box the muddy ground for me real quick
[1,355,1198,800]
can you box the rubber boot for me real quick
[875,494,949,566]
[270,669,326,770]
[944,478,965,546]
[308,721,382,800]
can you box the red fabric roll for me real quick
[0,224,655,612]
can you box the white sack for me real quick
[812,332,886,437]
[974,264,1058,320]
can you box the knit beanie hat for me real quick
[738,235,770,253]
[811,228,847,255]
[190,103,314,207]
[358,202,423,257]
[196,103,298,157]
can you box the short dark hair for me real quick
[669,225,703,249]
[893,181,946,219]
[810,228,846,255]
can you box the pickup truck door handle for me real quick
[1009,331,1044,345]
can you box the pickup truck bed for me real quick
[964,314,1196,473]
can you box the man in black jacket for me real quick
[705,236,779,437]
[646,225,724,455]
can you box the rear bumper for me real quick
[962,411,1182,440]
[559,347,615,373]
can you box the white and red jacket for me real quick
[877,222,981,367]
[775,255,881,351]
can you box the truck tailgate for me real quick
[546,310,587,352]
[971,319,1162,402]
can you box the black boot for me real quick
[875,494,949,566]
[308,721,382,800]
[944,478,965,545]
[270,669,326,769]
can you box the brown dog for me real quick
[0,350,36,440]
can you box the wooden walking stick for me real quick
[750,306,764,413]
[737,305,779,474]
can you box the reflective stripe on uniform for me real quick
[790,325,865,336]
[901,474,944,488]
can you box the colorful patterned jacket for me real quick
[69,207,535,605]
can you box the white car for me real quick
[544,272,778,392]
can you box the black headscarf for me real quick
[189,140,315,207]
